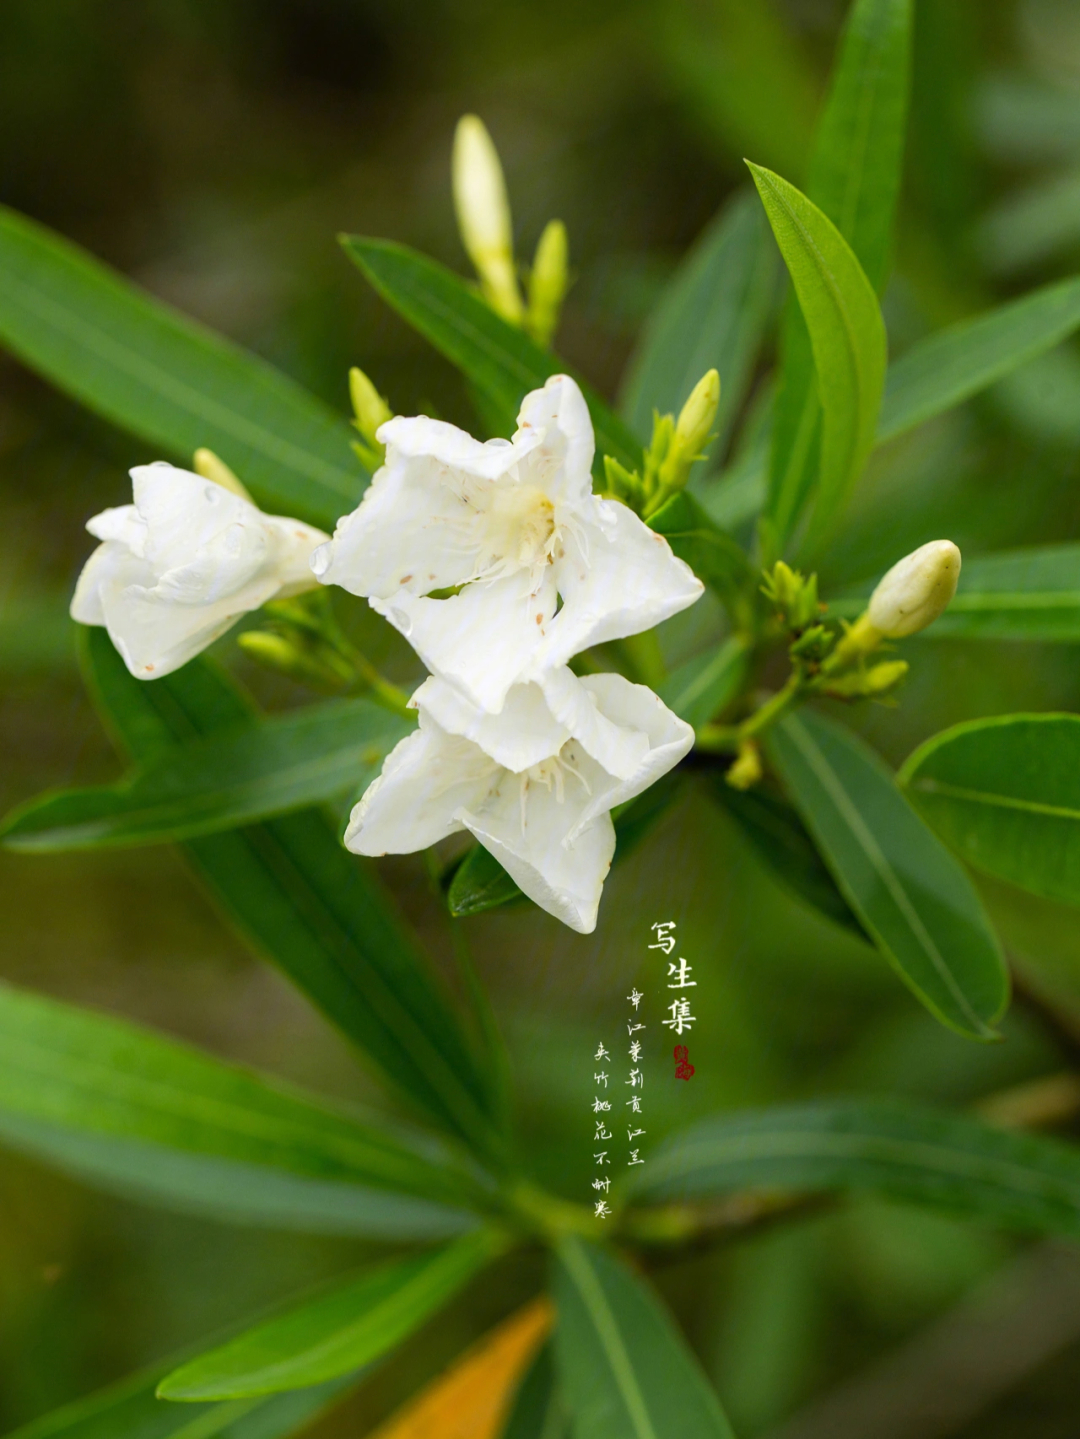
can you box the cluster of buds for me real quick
[452,115,570,348]
[603,368,721,518]
[236,589,360,693]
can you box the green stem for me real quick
[344,650,414,719]
[694,671,805,754]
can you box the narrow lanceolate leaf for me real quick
[702,776,866,939]
[766,709,1008,1039]
[900,714,1080,908]
[6,1366,354,1439]
[646,492,752,611]
[371,1300,552,1439]
[0,981,482,1238]
[878,276,1080,443]
[502,1341,569,1439]
[659,636,750,729]
[628,1099,1080,1239]
[1,697,410,852]
[447,775,685,919]
[750,166,887,547]
[763,0,909,550]
[340,238,641,475]
[833,544,1080,641]
[159,1231,506,1400]
[553,1239,735,1439]
[78,628,502,1159]
[619,190,778,450]
[0,205,360,530]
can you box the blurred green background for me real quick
[6,0,1080,1433]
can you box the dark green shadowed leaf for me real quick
[447,775,685,919]
[628,1099,1080,1239]
[340,238,640,475]
[766,709,1008,1039]
[1,698,411,852]
[5,1365,354,1439]
[763,0,910,549]
[646,492,752,611]
[0,205,360,531]
[900,713,1080,907]
[750,166,887,549]
[660,636,750,729]
[553,1238,736,1439]
[0,980,483,1237]
[158,1231,506,1400]
[501,1341,569,1439]
[702,775,866,938]
[832,543,1080,640]
[619,190,778,450]
[76,628,502,1158]
[878,277,1080,444]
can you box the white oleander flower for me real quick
[346,667,694,934]
[71,461,328,679]
[311,374,703,713]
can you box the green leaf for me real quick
[77,628,502,1159]
[501,1341,569,1439]
[619,190,778,450]
[553,1238,736,1439]
[763,0,909,549]
[628,1098,1080,1240]
[900,713,1080,908]
[750,165,887,547]
[446,774,685,919]
[659,636,750,729]
[6,1366,354,1439]
[702,775,866,938]
[806,0,913,295]
[832,544,1080,641]
[340,238,640,475]
[766,709,1008,1039]
[877,277,1080,444]
[2,697,410,852]
[646,492,752,610]
[0,205,360,530]
[158,1232,506,1400]
[0,979,482,1237]
[979,172,1080,278]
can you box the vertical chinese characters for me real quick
[592,1042,612,1217]
[626,984,646,1167]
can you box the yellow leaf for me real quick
[369,1296,553,1439]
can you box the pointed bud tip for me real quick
[675,369,721,453]
[867,540,961,638]
[192,448,252,501]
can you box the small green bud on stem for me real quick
[349,367,393,469]
[642,370,720,517]
[193,448,253,502]
[453,114,524,325]
[526,219,569,348]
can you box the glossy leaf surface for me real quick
[77,628,501,1157]
[2,698,410,852]
[0,205,359,530]
[553,1238,735,1439]
[900,713,1080,907]
[502,1341,569,1439]
[341,238,640,474]
[767,709,1007,1038]
[620,190,777,450]
[0,980,481,1237]
[630,1099,1080,1238]
[159,1232,504,1399]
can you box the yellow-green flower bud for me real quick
[192,448,252,502]
[867,540,961,638]
[452,115,523,324]
[527,219,569,348]
[674,368,720,459]
[824,659,909,698]
[348,367,392,470]
[726,739,763,791]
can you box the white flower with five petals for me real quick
[346,667,693,933]
[310,375,703,713]
[71,462,328,679]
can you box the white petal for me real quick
[373,569,558,713]
[414,674,570,772]
[70,542,141,627]
[99,577,281,679]
[86,503,147,552]
[539,500,703,668]
[459,761,615,934]
[312,416,543,599]
[343,721,498,855]
[513,374,595,506]
[536,667,650,781]
[572,673,694,825]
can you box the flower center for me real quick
[471,484,558,588]
[517,743,590,834]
